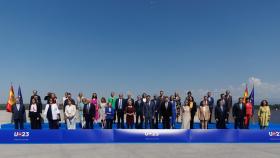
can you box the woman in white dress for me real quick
[181,101,191,129]
[65,100,77,130]
[99,97,107,128]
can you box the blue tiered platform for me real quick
[1,123,280,144]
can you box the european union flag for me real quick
[18,85,23,105]
[249,85,254,114]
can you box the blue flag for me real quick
[18,85,26,122]
[18,85,23,105]
[249,85,254,114]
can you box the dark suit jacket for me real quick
[83,103,95,119]
[190,102,197,117]
[160,102,172,118]
[115,98,126,112]
[232,103,246,118]
[12,104,25,120]
[208,97,214,108]
[225,95,233,109]
[152,99,161,114]
[135,100,143,114]
[143,101,155,118]
[215,105,228,121]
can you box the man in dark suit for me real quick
[215,99,228,129]
[232,97,246,129]
[143,95,155,129]
[115,94,125,129]
[152,95,160,129]
[12,97,26,129]
[135,95,143,129]
[225,90,233,123]
[207,92,215,124]
[158,90,164,123]
[83,99,95,129]
[161,96,172,129]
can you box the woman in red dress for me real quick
[125,99,135,129]
[244,98,253,129]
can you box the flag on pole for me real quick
[18,85,23,105]
[6,85,16,112]
[249,85,255,114]
[17,85,26,122]
[243,84,249,103]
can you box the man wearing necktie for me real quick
[215,95,228,129]
[161,96,172,129]
[232,97,246,129]
[143,95,155,129]
[83,99,95,129]
[116,94,125,129]
[12,97,26,129]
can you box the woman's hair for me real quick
[92,93,97,99]
[260,100,268,106]
[32,98,37,104]
[67,99,72,105]
[101,97,106,103]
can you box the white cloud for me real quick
[249,77,262,87]
[193,77,280,103]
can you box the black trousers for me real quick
[154,112,159,129]
[30,116,41,129]
[117,110,124,129]
[48,119,59,129]
[85,116,94,129]
[113,109,117,123]
[226,107,231,123]
[190,114,195,129]
[162,117,171,129]
[106,119,113,129]
[234,118,244,129]
[145,117,153,129]
[209,107,213,123]
[14,119,24,130]
[136,113,143,129]
[216,119,226,129]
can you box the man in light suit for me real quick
[115,94,125,129]
[12,97,26,129]
[161,96,172,129]
[143,95,155,129]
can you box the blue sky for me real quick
[0,0,280,103]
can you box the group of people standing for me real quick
[11,90,271,130]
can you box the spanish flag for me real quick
[6,85,16,112]
[243,84,249,103]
